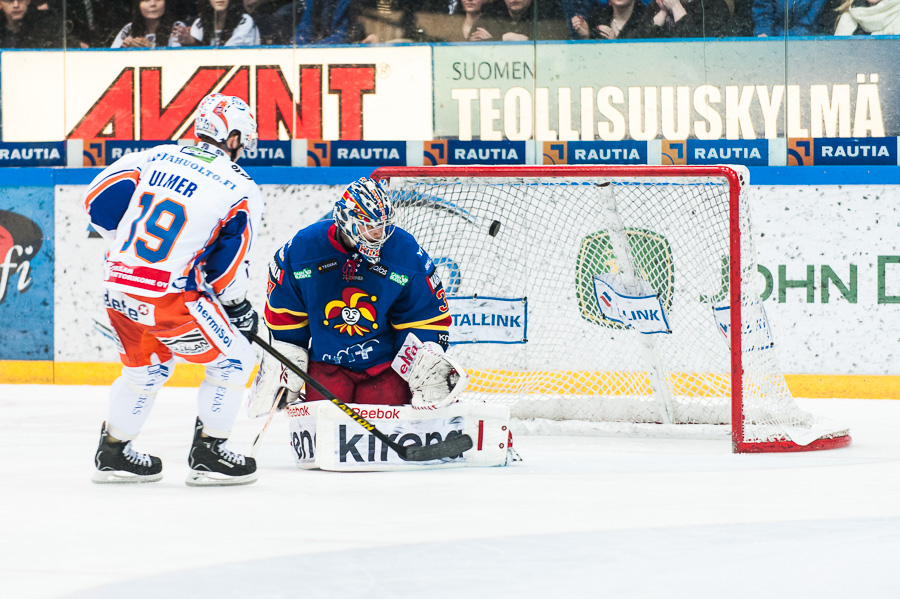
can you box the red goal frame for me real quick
[372,165,852,453]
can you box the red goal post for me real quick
[372,165,851,453]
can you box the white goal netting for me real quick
[377,166,850,452]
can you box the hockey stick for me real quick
[250,388,285,458]
[93,318,117,342]
[247,332,474,462]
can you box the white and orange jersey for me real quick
[84,142,263,303]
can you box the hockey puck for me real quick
[488,220,501,237]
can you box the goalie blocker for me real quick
[286,401,515,471]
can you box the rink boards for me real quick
[2,168,900,398]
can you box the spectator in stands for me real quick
[727,0,755,35]
[149,0,198,22]
[293,0,366,44]
[447,0,494,40]
[243,0,298,44]
[175,0,260,45]
[561,0,593,37]
[0,0,62,47]
[354,0,446,43]
[64,0,133,47]
[484,0,533,39]
[571,0,654,39]
[482,0,567,40]
[649,0,731,37]
[752,0,832,35]
[833,0,900,34]
[111,0,187,48]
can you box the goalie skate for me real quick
[186,418,257,487]
[92,422,162,484]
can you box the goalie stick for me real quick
[247,332,474,462]
[251,388,285,458]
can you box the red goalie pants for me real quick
[306,361,411,406]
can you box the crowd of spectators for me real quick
[0,0,897,49]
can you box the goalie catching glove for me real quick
[391,333,468,410]
[246,334,308,418]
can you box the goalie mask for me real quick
[333,177,396,264]
[194,93,258,153]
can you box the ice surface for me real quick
[1,385,899,599]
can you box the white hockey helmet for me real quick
[194,93,258,152]
[333,177,396,264]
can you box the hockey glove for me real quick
[223,299,258,336]
[392,333,468,410]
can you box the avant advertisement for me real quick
[434,39,896,142]
[1,47,432,142]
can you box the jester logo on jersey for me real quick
[324,287,378,336]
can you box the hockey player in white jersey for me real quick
[85,93,263,486]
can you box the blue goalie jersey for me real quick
[264,220,451,372]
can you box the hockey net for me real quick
[372,165,850,453]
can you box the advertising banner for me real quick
[662,139,770,166]
[0,142,65,167]
[425,140,528,165]
[1,47,433,142]
[448,296,528,344]
[0,188,54,359]
[82,140,178,167]
[307,140,407,166]
[79,139,292,167]
[49,180,900,378]
[787,137,899,166]
[236,141,293,167]
[543,140,646,165]
[433,39,897,143]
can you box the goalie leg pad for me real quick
[286,401,513,471]
[247,336,308,418]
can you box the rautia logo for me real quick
[0,210,42,304]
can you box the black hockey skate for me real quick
[92,422,163,484]
[186,418,257,486]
